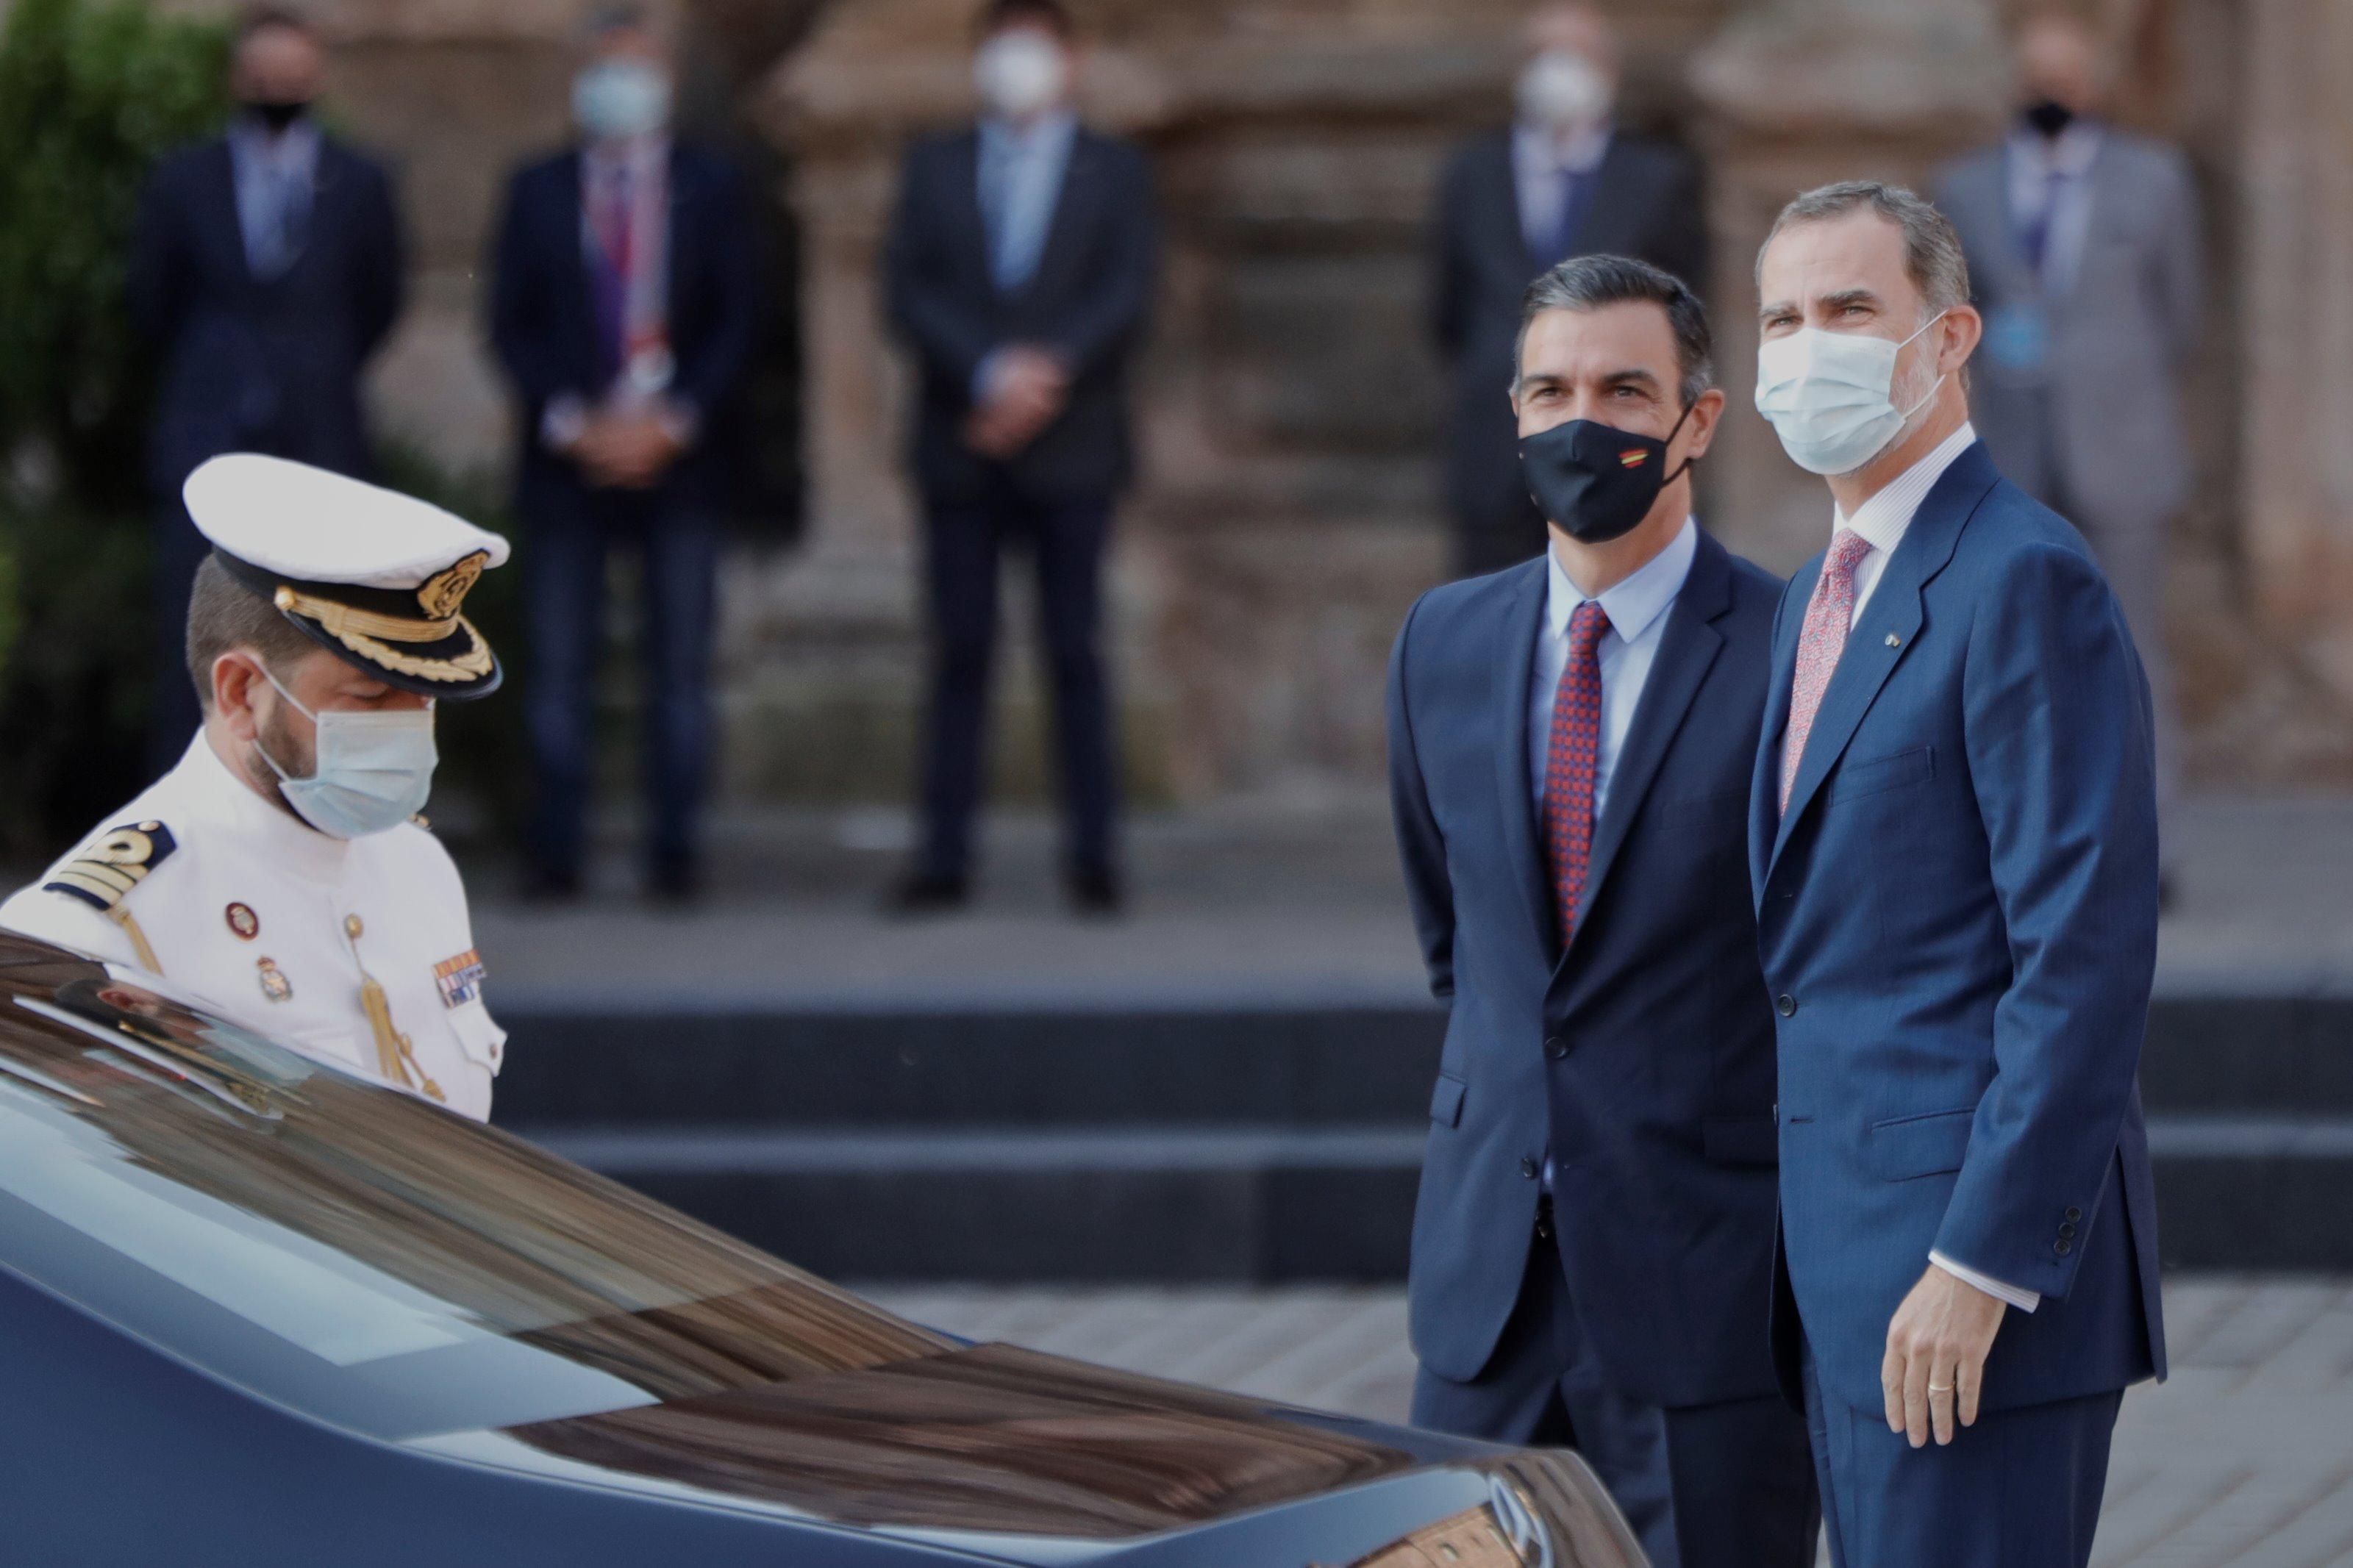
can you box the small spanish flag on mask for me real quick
[1619,449,1651,468]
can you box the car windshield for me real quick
[0,939,951,1440]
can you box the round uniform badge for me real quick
[225,903,260,941]
[256,957,293,1003]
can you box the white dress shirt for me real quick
[1513,120,1613,260]
[227,116,320,279]
[1822,423,2039,1314]
[1530,517,1698,822]
[2006,121,2103,296]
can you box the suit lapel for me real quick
[1491,559,1557,960]
[201,140,255,287]
[1767,443,2000,873]
[1567,531,1729,943]
[946,132,995,294]
[1751,566,1807,900]
[1018,131,1098,300]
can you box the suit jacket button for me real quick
[1520,1156,1540,1180]
[1776,995,1798,1018]
[1544,1035,1570,1060]
[2059,1222,2078,1239]
[2054,1239,2074,1256]
[2064,1206,2083,1223]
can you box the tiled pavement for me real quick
[864,1277,2353,1567]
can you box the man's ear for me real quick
[211,654,264,743]
[1938,306,1984,376]
[1682,387,1729,461]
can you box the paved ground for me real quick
[461,794,2353,1009]
[863,1277,2353,1567]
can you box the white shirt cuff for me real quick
[1931,1250,2040,1313]
[540,394,589,451]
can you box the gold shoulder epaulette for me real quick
[46,821,177,912]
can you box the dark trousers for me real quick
[1801,1332,2122,1568]
[1412,1223,1819,1568]
[915,482,1117,881]
[524,484,719,883]
[149,497,212,773]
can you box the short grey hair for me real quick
[1756,180,1973,319]
[1513,254,1715,408]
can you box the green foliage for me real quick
[0,0,229,853]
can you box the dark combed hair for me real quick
[977,0,1076,39]
[185,554,321,711]
[1514,253,1715,407]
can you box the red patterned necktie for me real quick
[1543,600,1613,945]
[1779,528,1877,813]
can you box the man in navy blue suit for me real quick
[1747,181,2164,1567]
[488,7,761,902]
[1387,255,1816,1567]
[129,8,405,770]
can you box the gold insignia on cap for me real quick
[417,551,490,620]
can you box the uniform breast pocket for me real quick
[445,1004,507,1077]
[1827,745,1935,805]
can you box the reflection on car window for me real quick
[0,948,949,1439]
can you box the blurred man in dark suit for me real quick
[1933,7,2202,876]
[488,6,761,903]
[129,7,404,769]
[1389,257,1814,1567]
[1431,4,1708,578]
[883,0,1158,915]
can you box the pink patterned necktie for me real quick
[1779,529,1876,814]
[1543,601,1613,945]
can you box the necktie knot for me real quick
[1825,529,1873,582]
[1566,599,1612,659]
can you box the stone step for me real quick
[492,989,2353,1128]
[517,1115,2353,1283]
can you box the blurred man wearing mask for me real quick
[882,0,1159,915]
[1749,182,2162,1567]
[1934,7,2202,890]
[128,5,406,774]
[1,457,513,1123]
[488,5,761,903]
[1432,4,1708,578]
[1388,254,1816,1567]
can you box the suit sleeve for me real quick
[1386,597,1455,1003]
[1936,541,2160,1299]
[671,157,764,432]
[1046,143,1160,386]
[351,157,407,361]
[882,146,998,401]
[0,887,142,970]
[2150,149,2204,374]
[486,171,576,418]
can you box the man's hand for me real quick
[963,345,1069,459]
[1883,1261,2006,1448]
[577,412,686,491]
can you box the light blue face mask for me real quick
[572,60,671,143]
[254,667,438,840]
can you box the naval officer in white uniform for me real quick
[1,454,511,1121]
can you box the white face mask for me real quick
[572,59,671,143]
[974,30,1068,121]
[254,667,438,841]
[1753,311,1950,477]
[1516,49,1612,131]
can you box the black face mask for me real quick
[1519,403,1696,545]
[241,99,312,134]
[2022,99,2075,139]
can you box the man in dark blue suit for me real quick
[1388,255,1815,1568]
[129,8,404,770]
[488,7,761,901]
[882,0,1158,915]
[1747,181,2163,1568]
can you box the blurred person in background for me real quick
[1933,5,2202,890]
[488,5,762,904]
[882,0,1158,917]
[1388,257,1815,1568]
[1431,4,1709,579]
[129,5,406,773]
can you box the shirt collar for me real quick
[179,731,351,884]
[980,109,1078,159]
[229,115,319,170]
[1546,515,1699,644]
[2010,119,2103,177]
[1515,119,1613,176]
[1835,422,1978,556]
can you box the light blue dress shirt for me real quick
[977,109,1077,294]
[1529,517,1699,821]
[228,118,319,280]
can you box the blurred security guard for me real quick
[0,456,511,1122]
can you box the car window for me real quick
[0,946,951,1440]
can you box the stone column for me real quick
[1688,0,2009,571]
